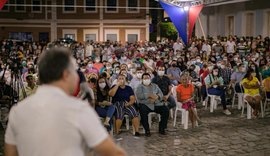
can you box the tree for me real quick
[160,22,178,41]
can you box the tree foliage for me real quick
[160,22,178,41]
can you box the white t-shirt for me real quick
[226,41,236,53]
[85,44,93,57]
[173,42,183,53]
[5,85,108,156]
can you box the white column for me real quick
[99,0,104,42]
[145,0,150,41]
[50,0,57,41]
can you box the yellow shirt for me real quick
[241,77,260,96]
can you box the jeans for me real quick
[167,95,176,109]
[208,88,227,110]
[201,85,207,101]
[139,104,169,133]
[95,105,115,119]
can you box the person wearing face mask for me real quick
[152,66,176,110]
[110,66,121,85]
[205,66,231,115]
[109,74,140,136]
[130,68,144,93]
[242,68,262,118]
[111,69,132,87]
[119,54,131,64]
[85,60,99,75]
[199,64,210,106]
[219,60,232,86]
[93,57,104,71]
[96,77,116,131]
[230,64,246,93]
[249,63,261,81]
[167,60,182,86]
[100,62,113,76]
[136,73,169,136]
[177,58,187,72]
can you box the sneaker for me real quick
[202,101,206,106]
[223,109,231,115]
[114,135,123,141]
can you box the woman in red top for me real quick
[199,64,210,106]
[176,75,201,128]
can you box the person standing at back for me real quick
[5,48,126,156]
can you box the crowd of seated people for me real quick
[0,34,270,136]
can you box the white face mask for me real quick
[208,66,213,71]
[213,71,219,76]
[137,73,143,79]
[221,65,225,69]
[81,68,86,72]
[115,70,120,74]
[106,66,111,70]
[241,68,246,72]
[143,79,151,86]
[234,58,238,61]
[158,71,165,76]
[196,59,201,63]
[95,59,100,63]
[122,57,127,60]
[88,64,93,68]
[99,83,106,89]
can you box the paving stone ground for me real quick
[0,105,269,156]
[116,106,270,156]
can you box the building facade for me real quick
[0,0,150,42]
[196,0,270,38]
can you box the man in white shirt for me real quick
[201,41,211,56]
[5,48,126,156]
[85,43,93,58]
[226,38,236,54]
[173,40,184,54]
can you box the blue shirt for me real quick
[112,85,134,103]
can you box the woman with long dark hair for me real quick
[96,77,115,130]
[204,66,231,115]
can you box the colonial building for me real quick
[0,0,150,42]
[196,0,270,38]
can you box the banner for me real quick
[188,5,204,43]
[160,1,188,45]
[0,0,7,10]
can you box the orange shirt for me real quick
[176,84,194,101]
[93,63,104,71]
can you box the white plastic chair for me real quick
[148,112,161,129]
[171,86,189,129]
[263,90,270,113]
[241,83,264,119]
[124,115,135,134]
[232,83,244,110]
[204,79,221,113]
[242,99,264,119]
